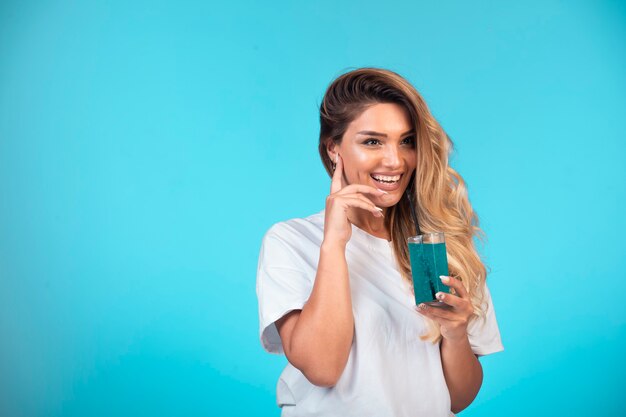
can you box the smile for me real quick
[370,174,402,184]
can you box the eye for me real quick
[401,136,416,145]
[363,138,382,146]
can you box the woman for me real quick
[256,68,503,416]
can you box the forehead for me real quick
[346,103,412,135]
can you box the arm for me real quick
[275,153,385,388]
[440,336,483,413]
[416,275,483,413]
[276,239,353,387]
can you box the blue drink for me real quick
[408,233,451,307]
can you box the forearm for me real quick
[290,240,354,383]
[440,335,483,413]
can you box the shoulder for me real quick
[467,279,504,356]
[262,210,325,245]
[258,210,325,272]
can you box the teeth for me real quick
[372,174,401,183]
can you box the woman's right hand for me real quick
[323,154,387,247]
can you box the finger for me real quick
[416,303,456,320]
[440,275,469,299]
[434,291,464,309]
[342,197,384,217]
[351,194,384,216]
[338,154,349,190]
[337,183,388,197]
[339,192,379,208]
[330,153,344,194]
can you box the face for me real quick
[327,102,417,207]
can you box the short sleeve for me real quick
[467,282,504,357]
[256,223,316,354]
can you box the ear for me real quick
[325,139,338,162]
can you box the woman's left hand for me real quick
[415,275,474,342]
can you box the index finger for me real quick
[330,153,345,194]
[441,275,469,298]
[338,184,388,197]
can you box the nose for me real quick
[383,145,402,168]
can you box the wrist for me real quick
[321,239,346,253]
[442,332,470,348]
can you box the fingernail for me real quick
[436,292,444,300]
[378,189,389,194]
[440,276,450,283]
[375,206,383,211]
[417,303,426,310]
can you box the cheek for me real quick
[406,153,417,171]
[349,150,372,166]
[343,154,375,181]
[354,157,378,181]
[355,151,381,171]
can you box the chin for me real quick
[377,192,404,208]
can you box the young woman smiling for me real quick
[256,68,503,416]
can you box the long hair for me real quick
[318,67,489,342]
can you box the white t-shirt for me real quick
[256,210,504,417]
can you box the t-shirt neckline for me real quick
[351,223,394,251]
[317,209,393,251]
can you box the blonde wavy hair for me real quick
[318,67,489,342]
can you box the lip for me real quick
[370,173,404,191]
[371,172,404,176]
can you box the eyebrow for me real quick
[356,130,415,137]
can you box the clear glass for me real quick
[407,232,451,307]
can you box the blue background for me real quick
[1,1,625,416]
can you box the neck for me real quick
[348,207,390,241]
